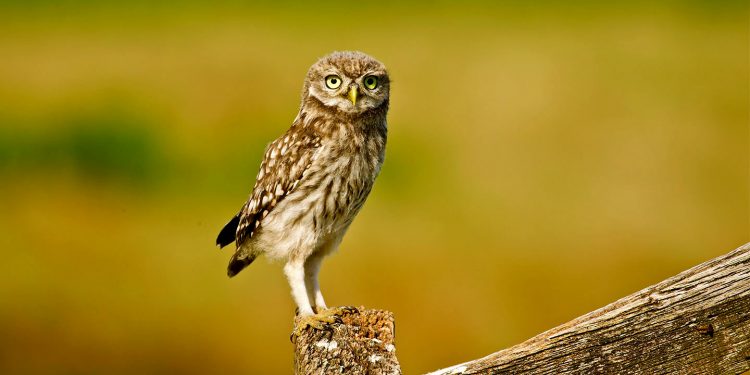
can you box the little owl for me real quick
[216,51,389,333]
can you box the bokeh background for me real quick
[0,1,747,374]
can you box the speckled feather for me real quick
[235,128,322,246]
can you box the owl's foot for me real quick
[290,306,360,340]
[320,305,359,317]
[292,313,340,338]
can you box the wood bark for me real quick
[427,242,750,374]
[293,307,400,375]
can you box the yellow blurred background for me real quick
[0,1,747,374]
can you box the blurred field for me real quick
[0,2,747,374]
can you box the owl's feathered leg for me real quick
[284,261,315,316]
[302,231,348,311]
[304,253,327,312]
[287,260,337,338]
[289,256,358,338]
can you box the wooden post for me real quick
[293,307,401,375]
[291,243,750,374]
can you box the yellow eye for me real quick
[363,75,378,90]
[325,75,342,89]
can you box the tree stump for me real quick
[292,307,401,375]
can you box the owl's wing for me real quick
[215,128,321,249]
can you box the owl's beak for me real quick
[347,86,358,105]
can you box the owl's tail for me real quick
[227,251,257,277]
[216,213,240,248]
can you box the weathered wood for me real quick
[427,242,750,375]
[293,307,401,375]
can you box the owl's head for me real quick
[303,51,389,115]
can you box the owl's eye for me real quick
[325,75,342,89]
[363,76,378,90]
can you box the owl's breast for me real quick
[308,124,383,222]
[251,120,386,258]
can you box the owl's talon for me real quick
[323,305,359,317]
[290,306,361,340]
[291,312,340,340]
[340,306,359,315]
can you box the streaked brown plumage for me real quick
[216,51,389,320]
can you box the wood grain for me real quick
[427,243,750,375]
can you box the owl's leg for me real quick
[300,251,358,330]
[303,253,327,312]
[287,259,340,338]
[284,261,315,316]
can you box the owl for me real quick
[216,51,389,332]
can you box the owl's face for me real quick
[304,51,389,115]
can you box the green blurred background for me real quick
[0,1,747,374]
